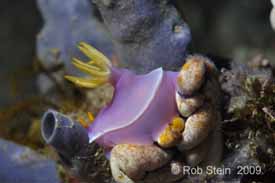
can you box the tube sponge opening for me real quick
[41,110,56,142]
[41,109,89,163]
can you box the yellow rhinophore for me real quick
[65,42,112,88]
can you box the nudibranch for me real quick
[63,42,222,183]
[65,42,179,149]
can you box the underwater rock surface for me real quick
[0,0,40,107]
[0,138,60,183]
[36,0,113,74]
[36,0,114,94]
[94,0,191,73]
[217,57,275,182]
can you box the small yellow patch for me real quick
[118,174,124,180]
[182,57,203,71]
[157,117,185,148]
[77,112,95,128]
[191,120,208,129]
[182,61,191,71]
[177,75,184,85]
[171,117,185,132]
[87,112,95,121]
[78,117,89,128]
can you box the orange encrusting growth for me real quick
[157,116,185,148]
[87,112,95,121]
[78,112,95,128]
[182,60,192,70]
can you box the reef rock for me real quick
[94,0,191,73]
[0,138,60,183]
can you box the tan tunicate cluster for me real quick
[271,0,275,30]
[177,57,206,96]
[176,55,222,166]
[110,144,172,182]
[175,93,204,117]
